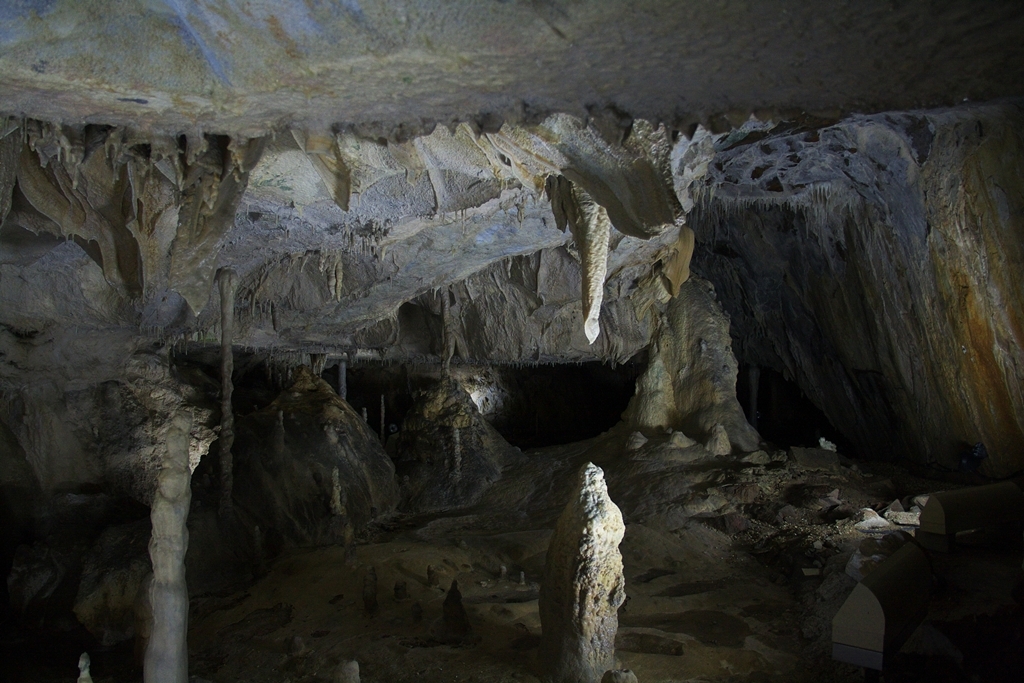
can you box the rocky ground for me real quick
[4,424,1022,683]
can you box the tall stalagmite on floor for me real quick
[144,412,192,683]
[217,268,238,517]
[539,462,626,683]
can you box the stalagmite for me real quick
[144,412,192,683]
[540,462,626,683]
[334,660,360,683]
[380,394,386,446]
[77,653,93,683]
[706,423,732,456]
[363,567,378,614]
[217,268,238,518]
[431,580,472,643]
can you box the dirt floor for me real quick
[4,427,1022,682]
[181,428,1024,683]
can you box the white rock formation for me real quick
[77,653,93,683]
[540,463,626,683]
[705,423,732,456]
[334,660,360,683]
[144,413,192,683]
[626,276,761,453]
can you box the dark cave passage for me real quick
[339,361,640,451]
[736,364,852,455]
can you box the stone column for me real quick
[747,364,760,430]
[337,358,348,400]
[144,412,192,683]
[540,462,625,683]
[217,268,237,517]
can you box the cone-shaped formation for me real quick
[540,463,626,683]
[431,579,472,644]
[545,175,611,344]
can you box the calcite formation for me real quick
[540,463,626,683]
[627,276,760,452]
[144,413,192,683]
[689,103,1024,475]
[216,268,238,517]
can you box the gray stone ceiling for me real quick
[1,1,1023,135]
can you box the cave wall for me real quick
[688,102,1024,475]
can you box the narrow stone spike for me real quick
[216,268,237,518]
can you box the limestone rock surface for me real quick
[232,366,399,547]
[540,463,626,683]
[626,276,760,452]
[690,102,1024,475]
[396,376,521,512]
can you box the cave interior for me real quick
[1,2,1023,683]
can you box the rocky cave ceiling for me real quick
[0,0,1023,484]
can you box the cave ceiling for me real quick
[0,1,1023,473]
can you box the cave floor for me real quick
[5,430,1022,683]
[182,431,1022,683]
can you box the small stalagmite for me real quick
[363,567,378,614]
[334,660,360,683]
[539,462,626,683]
[77,653,93,683]
[431,579,472,643]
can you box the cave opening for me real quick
[339,360,640,451]
[735,364,852,455]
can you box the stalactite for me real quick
[544,175,610,344]
[144,412,192,683]
[216,268,238,519]
[337,359,348,399]
[379,394,386,446]
[441,288,457,374]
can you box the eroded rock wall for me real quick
[688,102,1024,475]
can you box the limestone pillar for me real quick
[540,463,626,683]
[217,268,237,517]
[144,412,192,683]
